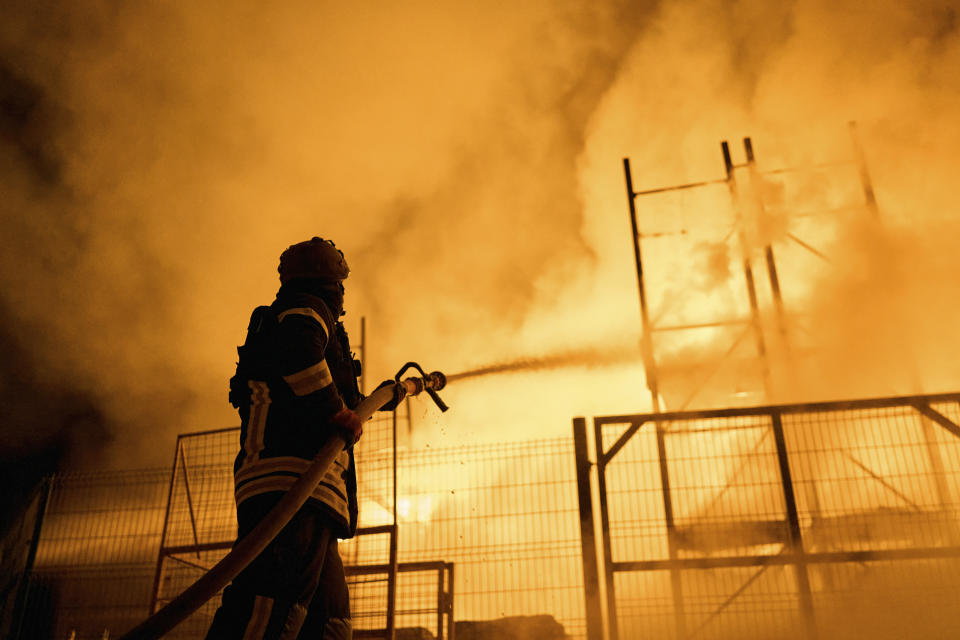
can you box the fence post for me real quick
[150,437,184,614]
[10,475,53,640]
[574,418,604,640]
[771,411,817,639]
[386,524,398,640]
[655,425,686,639]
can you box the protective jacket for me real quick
[229,287,361,539]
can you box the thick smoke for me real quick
[576,0,960,412]
[0,0,655,483]
[3,1,959,634]
[2,0,959,476]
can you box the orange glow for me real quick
[4,1,960,636]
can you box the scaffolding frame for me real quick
[575,391,960,640]
[623,122,879,410]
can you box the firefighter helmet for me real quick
[278,237,350,284]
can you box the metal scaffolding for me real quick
[623,123,879,411]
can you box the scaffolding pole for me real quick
[623,157,661,413]
[722,140,773,400]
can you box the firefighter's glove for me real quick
[375,379,403,412]
[331,408,363,445]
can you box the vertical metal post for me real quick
[593,419,619,640]
[384,525,398,640]
[574,418,604,640]
[10,474,53,640]
[743,137,788,350]
[392,410,398,529]
[359,316,367,395]
[437,567,445,639]
[150,437,184,614]
[770,411,817,638]
[388,409,399,640]
[920,415,951,510]
[179,446,202,557]
[624,158,661,412]
[656,427,686,639]
[722,141,772,399]
[848,121,879,220]
[447,563,455,640]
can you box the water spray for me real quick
[119,363,447,640]
[446,342,644,383]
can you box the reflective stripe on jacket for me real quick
[231,290,360,538]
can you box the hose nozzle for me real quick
[395,362,449,412]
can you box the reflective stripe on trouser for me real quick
[322,618,352,640]
[242,596,273,640]
[204,497,351,639]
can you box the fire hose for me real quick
[119,363,447,640]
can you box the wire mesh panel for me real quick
[348,562,454,638]
[584,393,960,640]
[809,556,960,639]
[153,410,403,638]
[0,480,48,639]
[17,411,582,637]
[18,469,170,639]
[397,438,584,638]
[154,544,231,638]
[152,406,461,639]
[153,427,582,638]
[164,428,239,550]
[613,564,806,640]
[785,405,960,552]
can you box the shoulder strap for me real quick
[247,305,279,338]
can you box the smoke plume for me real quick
[0,1,655,481]
[1,0,959,484]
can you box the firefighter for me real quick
[206,237,366,640]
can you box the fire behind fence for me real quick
[7,392,960,639]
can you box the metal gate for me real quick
[575,392,960,640]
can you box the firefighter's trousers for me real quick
[205,495,351,640]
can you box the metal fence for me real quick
[394,437,584,636]
[151,418,584,638]
[575,392,960,640]
[13,392,960,640]
[150,411,429,639]
[17,469,171,640]
[0,479,50,640]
